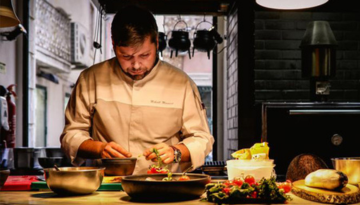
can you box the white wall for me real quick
[0,40,17,87]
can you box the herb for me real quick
[162,172,173,181]
[152,148,163,167]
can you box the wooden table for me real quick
[1,191,357,205]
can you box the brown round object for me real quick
[286,153,328,182]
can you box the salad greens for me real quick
[202,177,292,205]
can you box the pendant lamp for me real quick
[0,0,20,28]
[256,0,328,10]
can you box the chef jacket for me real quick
[60,57,214,174]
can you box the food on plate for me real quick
[231,142,270,160]
[147,164,169,174]
[179,175,190,181]
[202,176,292,204]
[304,169,348,190]
[145,177,156,181]
[147,148,169,174]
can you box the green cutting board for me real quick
[31,181,123,191]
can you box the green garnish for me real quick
[152,148,163,167]
[162,172,173,181]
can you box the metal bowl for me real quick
[100,158,137,176]
[121,173,211,201]
[38,157,63,168]
[43,167,105,195]
[332,157,360,185]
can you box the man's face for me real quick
[113,36,158,80]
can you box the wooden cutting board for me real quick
[292,180,360,204]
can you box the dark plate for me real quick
[121,173,211,201]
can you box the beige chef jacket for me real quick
[60,57,214,174]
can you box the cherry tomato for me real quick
[222,187,231,195]
[179,175,190,181]
[233,177,243,186]
[282,181,292,193]
[251,191,257,198]
[244,175,256,185]
[223,180,233,187]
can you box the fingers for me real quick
[143,143,174,164]
[101,142,132,159]
[109,142,132,157]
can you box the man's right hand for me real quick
[101,141,132,158]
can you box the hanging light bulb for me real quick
[0,0,20,28]
[256,0,328,10]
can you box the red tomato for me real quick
[223,180,233,187]
[251,191,257,198]
[244,175,256,185]
[276,181,291,193]
[159,169,168,173]
[222,187,231,195]
[282,182,292,193]
[233,177,243,186]
[179,175,190,181]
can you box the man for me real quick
[60,5,214,174]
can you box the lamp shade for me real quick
[256,0,328,10]
[0,0,20,28]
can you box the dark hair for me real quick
[111,5,158,47]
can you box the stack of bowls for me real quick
[226,159,275,181]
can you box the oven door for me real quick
[261,102,360,179]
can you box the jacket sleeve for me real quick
[180,80,215,170]
[60,71,94,166]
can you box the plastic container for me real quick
[226,159,275,181]
[227,164,276,181]
[227,159,274,167]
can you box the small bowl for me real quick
[0,169,10,189]
[43,167,105,195]
[332,157,360,185]
[38,157,63,168]
[100,158,137,176]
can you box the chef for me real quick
[60,5,214,174]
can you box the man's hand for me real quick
[101,141,132,158]
[143,143,174,164]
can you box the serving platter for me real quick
[121,173,210,201]
[291,180,360,204]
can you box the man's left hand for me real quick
[143,143,174,164]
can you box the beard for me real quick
[125,68,150,80]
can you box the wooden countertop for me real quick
[1,191,358,205]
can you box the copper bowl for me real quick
[100,158,137,176]
[332,157,360,185]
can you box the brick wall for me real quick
[255,11,360,102]
[225,4,239,159]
